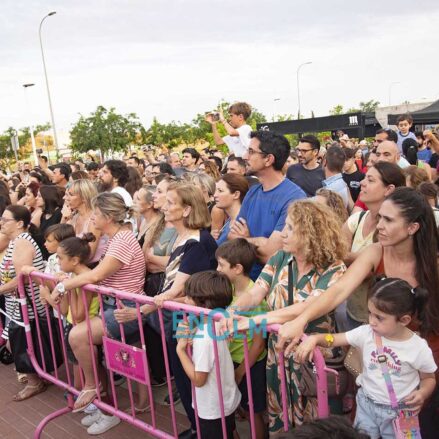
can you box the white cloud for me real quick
[1,0,439,134]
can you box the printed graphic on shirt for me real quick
[368,346,401,376]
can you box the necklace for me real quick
[172,230,195,251]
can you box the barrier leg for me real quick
[34,393,74,439]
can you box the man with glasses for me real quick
[286,135,325,197]
[228,130,306,280]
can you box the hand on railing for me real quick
[293,335,319,364]
[276,316,307,356]
[113,302,137,323]
[153,292,171,308]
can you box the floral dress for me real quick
[255,250,346,433]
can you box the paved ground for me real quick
[0,362,191,439]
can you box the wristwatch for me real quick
[55,282,66,297]
[324,333,334,347]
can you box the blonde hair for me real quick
[70,179,98,210]
[92,192,133,224]
[403,165,429,189]
[167,182,211,229]
[185,173,216,197]
[288,200,347,268]
[315,188,349,225]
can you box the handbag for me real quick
[287,260,348,397]
[344,346,363,378]
[8,290,63,374]
[375,334,421,439]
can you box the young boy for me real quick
[342,148,364,202]
[207,102,252,158]
[216,239,268,439]
[177,271,241,439]
[396,114,417,154]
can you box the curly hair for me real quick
[288,200,347,268]
[315,188,348,226]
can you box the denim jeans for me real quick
[354,387,407,439]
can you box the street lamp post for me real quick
[297,61,312,119]
[388,82,400,106]
[273,98,280,121]
[39,11,59,157]
[22,83,39,166]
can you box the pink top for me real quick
[100,230,145,295]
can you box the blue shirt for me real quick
[236,178,306,280]
[417,148,432,163]
[323,173,349,207]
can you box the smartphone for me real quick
[36,148,43,154]
[211,112,220,122]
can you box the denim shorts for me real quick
[103,300,145,345]
[354,387,409,439]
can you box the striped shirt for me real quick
[1,233,45,340]
[100,230,145,295]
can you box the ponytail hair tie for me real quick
[411,287,416,295]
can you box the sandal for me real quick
[13,381,47,401]
[124,404,150,415]
[17,373,28,384]
[72,388,98,413]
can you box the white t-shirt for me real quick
[346,325,437,404]
[192,325,241,419]
[222,124,252,157]
[111,186,133,207]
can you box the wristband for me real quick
[324,333,334,347]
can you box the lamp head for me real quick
[48,11,56,16]
[23,83,35,88]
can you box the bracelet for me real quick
[324,333,334,347]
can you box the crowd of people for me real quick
[0,102,438,439]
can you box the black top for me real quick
[429,153,439,169]
[342,170,365,202]
[36,208,63,260]
[286,164,324,197]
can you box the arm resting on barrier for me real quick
[51,256,123,302]
[277,244,381,355]
[294,333,349,363]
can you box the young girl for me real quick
[43,234,99,389]
[295,277,437,439]
[176,271,241,439]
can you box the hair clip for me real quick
[410,288,416,295]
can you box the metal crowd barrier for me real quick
[16,272,333,439]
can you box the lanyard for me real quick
[374,333,399,409]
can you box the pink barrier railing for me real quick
[16,272,333,439]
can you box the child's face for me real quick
[367,300,408,337]
[217,257,238,282]
[44,233,59,254]
[397,120,411,135]
[57,246,75,273]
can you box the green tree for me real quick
[70,106,146,157]
[329,104,344,115]
[359,100,380,113]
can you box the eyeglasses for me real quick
[248,147,268,156]
[296,148,314,154]
[0,217,15,223]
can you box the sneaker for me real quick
[164,388,181,406]
[84,403,98,414]
[113,374,126,386]
[178,428,197,439]
[87,414,121,435]
[81,409,102,427]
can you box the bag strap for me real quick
[353,210,367,242]
[374,333,399,409]
[288,260,294,306]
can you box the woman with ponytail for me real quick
[275,187,439,438]
[49,193,146,424]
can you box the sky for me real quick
[2,0,439,136]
